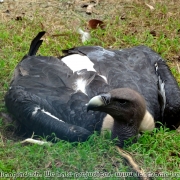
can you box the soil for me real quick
[0,0,127,33]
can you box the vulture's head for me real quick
[87,88,148,147]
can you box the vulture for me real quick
[5,31,180,147]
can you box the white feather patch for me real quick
[158,76,166,112]
[78,28,91,43]
[101,114,114,132]
[32,107,40,115]
[99,75,108,83]
[74,78,87,94]
[155,62,158,71]
[41,109,64,123]
[32,107,64,123]
[62,54,96,73]
[139,110,155,131]
[62,54,108,84]
[155,62,166,113]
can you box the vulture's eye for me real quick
[118,99,127,104]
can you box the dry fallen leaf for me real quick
[88,19,105,29]
[86,4,94,15]
[145,3,155,11]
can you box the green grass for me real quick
[0,0,180,179]
[0,129,180,180]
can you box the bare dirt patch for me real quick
[1,0,179,39]
[0,0,126,32]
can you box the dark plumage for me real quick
[5,32,180,147]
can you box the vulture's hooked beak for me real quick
[86,93,111,112]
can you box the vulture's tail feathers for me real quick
[28,31,46,56]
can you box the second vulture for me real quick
[5,32,180,147]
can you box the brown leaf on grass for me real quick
[145,3,155,11]
[88,19,105,29]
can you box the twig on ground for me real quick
[21,138,52,146]
[116,146,149,180]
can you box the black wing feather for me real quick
[64,45,180,128]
